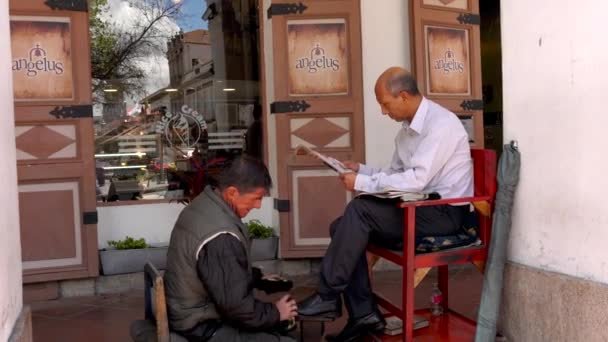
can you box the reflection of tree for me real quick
[89,0,182,101]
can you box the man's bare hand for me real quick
[342,160,360,172]
[339,172,357,192]
[275,295,298,321]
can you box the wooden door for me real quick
[10,0,99,283]
[411,0,484,147]
[266,0,365,257]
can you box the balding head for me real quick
[374,67,422,123]
[375,67,420,97]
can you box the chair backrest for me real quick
[470,149,497,246]
[144,262,170,342]
[471,149,497,199]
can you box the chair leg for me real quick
[367,252,379,281]
[438,265,449,312]
[403,207,416,342]
[414,267,432,288]
[403,260,415,342]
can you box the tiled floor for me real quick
[31,265,482,341]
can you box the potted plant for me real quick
[246,220,278,261]
[99,236,168,275]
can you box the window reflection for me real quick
[93,0,262,203]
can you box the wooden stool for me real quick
[298,315,334,341]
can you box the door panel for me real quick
[9,0,98,282]
[268,0,364,257]
[291,170,353,246]
[20,182,82,268]
[412,0,484,147]
[16,118,98,282]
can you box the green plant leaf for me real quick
[107,235,149,250]
[246,220,276,239]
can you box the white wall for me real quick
[98,203,184,248]
[243,197,275,228]
[0,0,23,338]
[502,0,608,283]
[98,198,276,248]
[360,0,412,167]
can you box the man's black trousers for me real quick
[319,196,469,319]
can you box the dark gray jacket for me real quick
[164,186,253,331]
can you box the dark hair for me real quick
[217,155,272,193]
[386,73,420,96]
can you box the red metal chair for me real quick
[366,148,497,341]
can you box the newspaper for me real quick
[356,188,441,202]
[380,315,429,336]
[294,145,440,202]
[294,145,352,174]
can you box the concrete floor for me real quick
[30,265,483,341]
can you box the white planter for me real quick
[99,246,168,275]
[250,237,278,261]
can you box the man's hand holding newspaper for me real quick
[294,145,353,174]
[293,145,440,201]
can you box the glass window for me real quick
[91,0,263,203]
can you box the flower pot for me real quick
[250,236,278,261]
[99,246,168,275]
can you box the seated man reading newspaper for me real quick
[297,67,474,342]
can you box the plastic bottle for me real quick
[431,283,444,316]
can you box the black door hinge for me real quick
[45,0,88,12]
[49,105,93,119]
[460,99,484,111]
[457,13,480,25]
[274,199,290,212]
[270,101,311,114]
[83,211,98,225]
[202,3,218,21]
[268,2,308,19]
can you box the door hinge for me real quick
[274,199,290,212]
[460,99,484,111]
[270,101,311,114]
[202,3,218,21]
[44,0,88,12]
[267,2,308,19]
[457,13,480,25]
[49,105,93,119]
[83,211,98,225]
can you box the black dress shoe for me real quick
[258,277,293,294]
[325,311,386,342]
[297,293,342,319]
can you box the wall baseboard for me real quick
[500,262,608,341]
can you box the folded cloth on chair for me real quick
[414,210,480,254]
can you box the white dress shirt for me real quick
[354,97,473,200]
